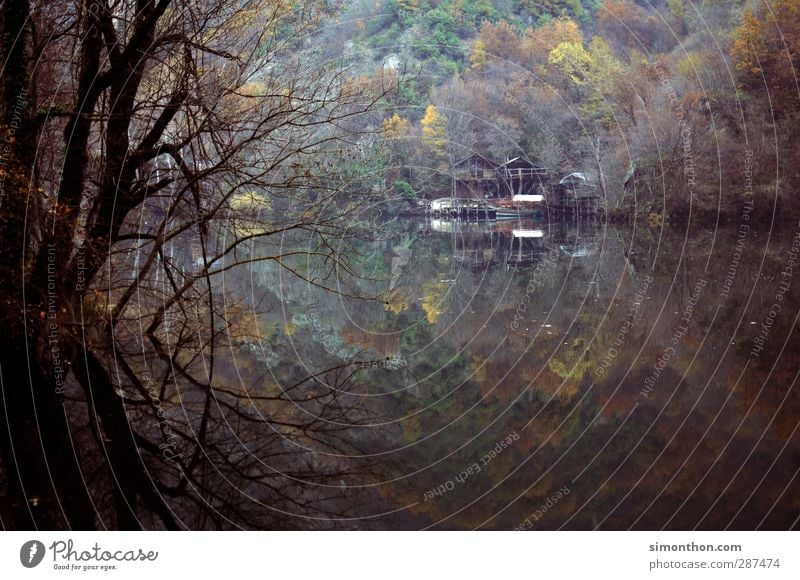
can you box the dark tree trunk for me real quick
[0,331,96,529]
[0,0,95,530]
[72,343,180,530]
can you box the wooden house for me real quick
[452,153,551,203]
[453,154,500,199]
[497,157,548,197]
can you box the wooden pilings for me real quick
[430,206,497,220]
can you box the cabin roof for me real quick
[559,172,587,184]
[499,156,548,170]
[454,153,500,168]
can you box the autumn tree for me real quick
[521,17,583,70]
[470,38,488,69]
[421,103,450,175]
[0,0,393,530]
[475,21,522,64]
[731,1,800,118]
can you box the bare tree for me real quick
[0,0,395,529]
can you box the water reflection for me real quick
[240,215,800,530]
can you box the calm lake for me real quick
[230,212,800,530]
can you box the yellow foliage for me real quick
[402,415,423,441]
[397,0,418,12]
[238,82,265,97]
[666,0,684,19]
[731,11,765,75]
[548,41,592,84]
[549,36,621,96]
[587,37,619,74]
[421,280,448,324]
[675,53,703,78]
[229,190,272,237]
[230,190,271,211]
[470,354,487,384]
[523,18,582,62]
[470,39,487,69]
[421,105,447,150]
[548,338,591,381]
[382,113,409,139]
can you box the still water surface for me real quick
[235,215,800,529]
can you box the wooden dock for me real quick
[429,197,497,219]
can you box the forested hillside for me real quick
[327,0,800,220]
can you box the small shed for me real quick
[555,172,601,210]
[559,172,588,187]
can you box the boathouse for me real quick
[453,154,549,199]
[497,157,549,197]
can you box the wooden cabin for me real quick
[453,154,550,200]
[497,157,548,197]
[453,154,500,199]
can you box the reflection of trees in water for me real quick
[209,217,800,529]
[355,219,800,530]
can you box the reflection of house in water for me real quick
[429,219,500,269]
[424,216,607,271]
[507,228,549,267]
[559,244,594,258]
[427,219,553,269]
[555,223,601,271]
[449,155,605,218]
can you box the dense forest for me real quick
[329,0,800,220]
